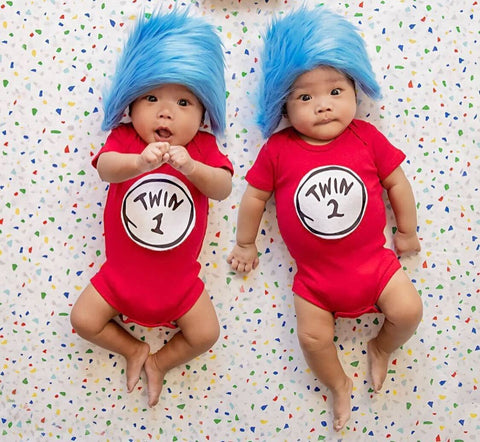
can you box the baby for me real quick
[71,10,233,407]
[228,7,422,431]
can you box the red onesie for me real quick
[246,120,405,318]
[91,124,233,327]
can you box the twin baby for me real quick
[70,7,422,432]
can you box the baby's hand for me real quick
[227,243,259,273]
[394,231,421,255]
[138,142,170,172]
[167,145,196,175]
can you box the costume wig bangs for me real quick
[101,9,226,135]
[257,6,381,138]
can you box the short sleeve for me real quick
[360,121,406,180]
[91,124,139,169]
[192,131,233,175]
[245,142,276,192]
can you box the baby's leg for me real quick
[70,284,150,392]
[369,269,422,392]
[294,296,353,432]
[144,289,219,407]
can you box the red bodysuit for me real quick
[91,124,233,327]
[246,120,405,318]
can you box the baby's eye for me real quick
[331,88,341,96]
[177,98,189,107]
[299,94,312,102]
[145,95,157,102]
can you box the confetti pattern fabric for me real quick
[1,0,479,440]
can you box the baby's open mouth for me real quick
[156,128,172,139]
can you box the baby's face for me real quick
[130,84,204,146]
[285,66,357,145]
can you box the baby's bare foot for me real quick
[126,342,150,393]
[144,353,167,407]
[368,339,390,393]
[332,376,353,432]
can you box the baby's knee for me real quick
[388,294,423,328]
[407,296,423,326]
[297,327,333,354]
[204,320,220,347]
[70,304,97,339]
[70,308,86,337]
[70,303,82,330]
[190,319,220,351]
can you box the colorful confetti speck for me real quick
[1,0,479,440]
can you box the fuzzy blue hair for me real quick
[101,9,226,135]
[257,6,381,138]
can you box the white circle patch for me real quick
[122,174,195,250]
[294,165,367,239]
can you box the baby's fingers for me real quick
[151,141,170,154]
[228,256,252,273]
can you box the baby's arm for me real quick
[96,142,170,183]
[167,144,232,201]
[227,184,272,272]
[382,166,421,254]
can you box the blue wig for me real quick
[257,6,381,138]
[102,9,226,135]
